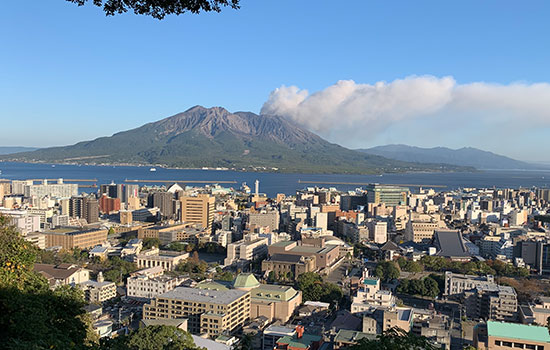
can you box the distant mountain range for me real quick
[0,147,38,155]
[358,144,542,170]
[0,106,471,174]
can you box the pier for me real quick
[124,179,238,184]
[297,180,447,188]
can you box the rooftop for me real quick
[363,278,379,286]
[34,263,87,280]
[434,230,471,258]
[334,329,377,344]
[268,254,309,263]
[233,273,260,289]
[195,280,230,291]
[159,287,248,304]
[487,321,550,343]
[277,333,322,349]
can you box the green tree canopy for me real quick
[295,272,343,304]
[101,325,202,350]
[143,237,162,250]
[0,215,97,349]
[66,0,240,19]
[396,276,440,298]
[375,261,400,282]
[349,327,438,350]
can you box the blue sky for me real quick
[1,1,550,161]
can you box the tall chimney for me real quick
[296,325,304,339]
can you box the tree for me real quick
[0,215,42,290]
[396,277,440,298]
[0,215,98,349]
[66,0,240,20]
[423,276,440,298]
[375,261,400,282]
[101,325,201,350]
[295,272,342,305]
[165,242,188,252]
[349,327,438,350]
[237,333,253,350]
[143,237,161,250]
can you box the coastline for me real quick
[0,158,475,176]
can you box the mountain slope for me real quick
[3,107,470,174]
[0,147,38,155]
[358,144,538,170]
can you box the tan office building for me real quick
[44,228,108,249]
[143,287,250,337]
[261,254,316,281]
[405,213,446,244]
[267,240,340,270]
[137,223,188,240]
[180,194,215,233]
[249,284,302,323]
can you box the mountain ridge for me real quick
[2,107,472,174]
[0,147,39,155]
[358,144,542,170]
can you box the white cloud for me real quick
[260,76,550,138]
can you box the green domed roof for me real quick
[233,273,260,289]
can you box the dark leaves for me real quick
[66,0,240,19]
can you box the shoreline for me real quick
[0,159,474,176]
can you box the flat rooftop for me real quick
[487,321,550,342]
[159,287,248,304]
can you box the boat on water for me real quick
[150,167,157,172]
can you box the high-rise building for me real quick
[148,192,176,219]
[179,194,215,233]
[69,196,99,224]
[99,194,121,214]
[11,180,33,195]
[124,184,139,203]
[100,183,124,202]
[366,184,409,206]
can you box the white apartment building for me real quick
[351,269,396,314]
[368,221,388,244]
[224,234,268,266]
[11,180,34,195]
[214,230,232,247]
[24,181,78,198]
[80,272,117,303]
[0,209,41,235]
[127,266,184,299]
[136,248,189,271]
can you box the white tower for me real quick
[255,180,259,197]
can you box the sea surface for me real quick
[1,162,550,197]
